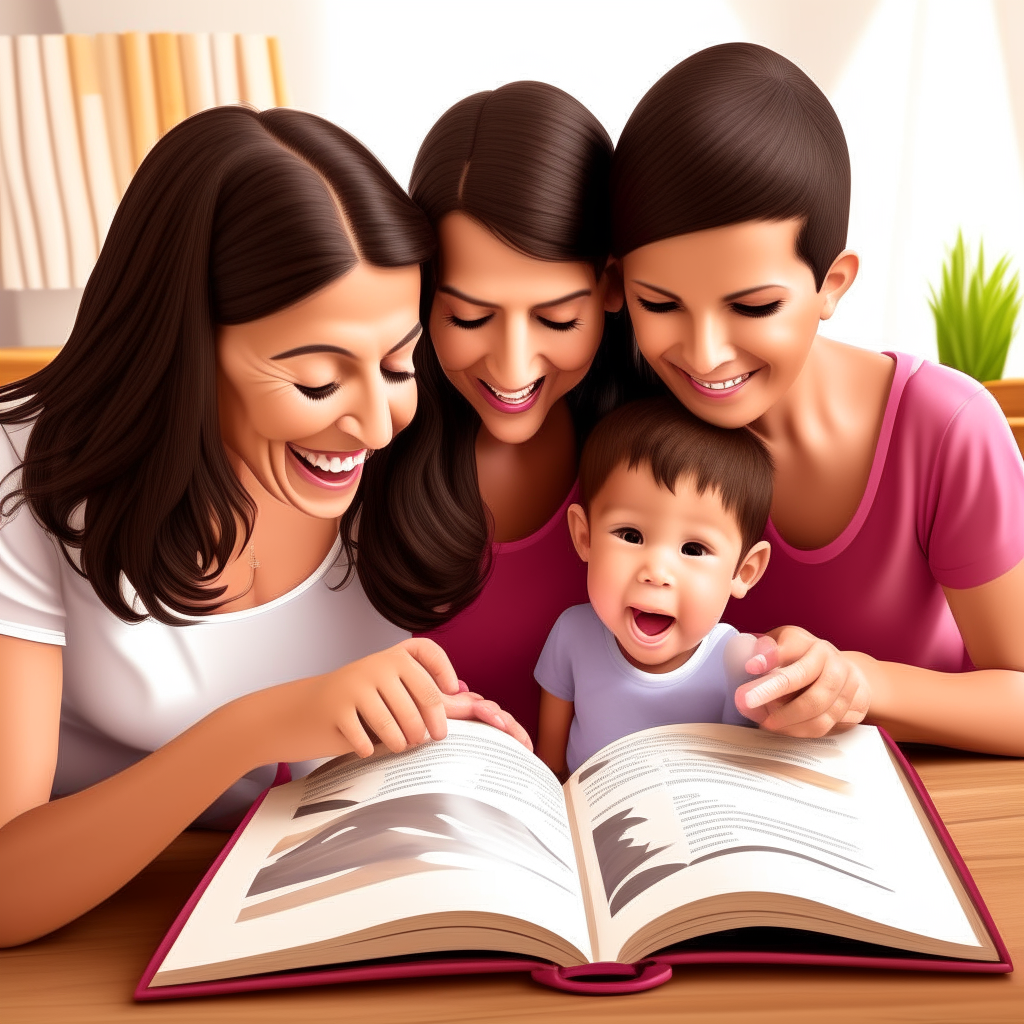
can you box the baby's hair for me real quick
[578,398,774,557]
[612,42,850,289]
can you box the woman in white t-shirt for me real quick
[0,107,526,946]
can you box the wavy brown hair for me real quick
[612,43,850,289]
[0,106,433,624]
[347,81,646,632]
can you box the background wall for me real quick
[3,0,1023,377]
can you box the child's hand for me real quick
[440,690,534,752]
[733,626,870,736]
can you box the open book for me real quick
[139,720,1009,997]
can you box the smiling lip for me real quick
[475,376,544,414]
[287,444,367,491]
[683,369,754,399]
[629,607,675,641]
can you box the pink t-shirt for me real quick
[417,483,589,742]
[725,352,1024,671]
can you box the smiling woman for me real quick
[0,106,528,947]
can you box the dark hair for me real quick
[0,106,433,625]
[612,43,850,289]
[578,397,773,559]
[349,81,645,632]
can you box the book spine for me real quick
[210,32,239,107]
[237,34,276,111]
[14,35,71,289]
[121,32,159,169]
[0,35,43,289]
[95,33,133,195]
[179,33,215,117]
[41,34,97,288]
[66,34,119,244]
[151,32,186,137]
[0,149,25,289]
[267,37,290,108]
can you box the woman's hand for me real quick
[441,685,534,752]
[734,626,871,737]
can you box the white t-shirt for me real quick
[535,603,755,774]
[0,420,408,825]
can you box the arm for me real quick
[736,558,1024,755]
[536,690,574,779]
[0,635,525,946]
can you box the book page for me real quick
[565,724,986,962]
[156,721,591,982]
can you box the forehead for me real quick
[436,212,596,302]
[622,218,812,292]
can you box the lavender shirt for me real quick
[726,353,1024,670]
[535,604,753,773]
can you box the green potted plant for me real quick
[928,232,1023,455]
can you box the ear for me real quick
[566,503,592,562]
[818,250,859,321]
[600,257,624,313]
[730,540,770,598]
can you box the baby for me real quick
[535,397,774,776]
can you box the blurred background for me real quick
[2,0,1023,376]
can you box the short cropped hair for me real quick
[578,398,774,557]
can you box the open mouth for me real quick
[631,607,675,638]
[686,370,754,397]
[287,445,367,489]
[476,376,544,413]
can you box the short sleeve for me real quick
[533,608,576,702]
[0,423,67,644]
[924,386,1024,590]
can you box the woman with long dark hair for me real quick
[612,43,1024,754]
[349,82,647,740]
[0,106,524,946]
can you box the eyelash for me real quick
[613,527,643,544]
[731,300,783,318]
[681,542,707,557]
[294,367,414,400]
[537,316,581,332]
[637,296,679,314]
[444,313,493,330]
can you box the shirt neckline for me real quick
[492,480,581,555]
[601,612,728,687]
[765,351,916,565]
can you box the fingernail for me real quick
[493,714,504,728]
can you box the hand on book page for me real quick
[441,689,533,751]
[242,637,461,762]
[735,626,870,737]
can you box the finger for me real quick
[733,682,769,724]
[335,707,376,759]
[457,679,469,693]
[440,694,534,751]
[745,634,779,676]
[398,638,459,695]
[762,673,858,736]
[358,692,412,753]
[395,654,449,741]
[740,644,829,711]
[380,676,434,747]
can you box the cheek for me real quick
[388,384,418,436]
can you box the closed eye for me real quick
[637,296,680,314]
[612,527,644,545]
[536,315,581,332]
[444,312,494,330]
[731,300,782,318]
[681,541,707,557]
[294,381,340,401]
[381,367,415,384]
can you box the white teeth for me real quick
[294,447,367,474]
[483,378,541,404]
[692,372,750,391]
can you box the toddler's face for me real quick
[569,463,764,674]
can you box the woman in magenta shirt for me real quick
[610,43,1024,754]
[350,82,645,741]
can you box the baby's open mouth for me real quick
[631,608,675,637]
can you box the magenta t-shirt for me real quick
[417,483,589,741]
[726,353,1024,671]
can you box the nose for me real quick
[687,309,733,377]
[336,369,393,451]
[639,546,675,587]
[489,312,536,387]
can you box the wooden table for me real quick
[2,746,1021,1023]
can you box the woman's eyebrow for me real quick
[438,285,592,309]
[533,289,591,309]
[270,324,421,362]
[722,284,785,301]
[632,279,681,301]
[438,284,491,306]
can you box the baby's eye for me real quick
[637,296,679,314]
[681,541,707,557]
[731,300,782,318]
[294,381,340,401]
[536,315,581,332]
[613,527,643,545]
[443,312,493,330]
